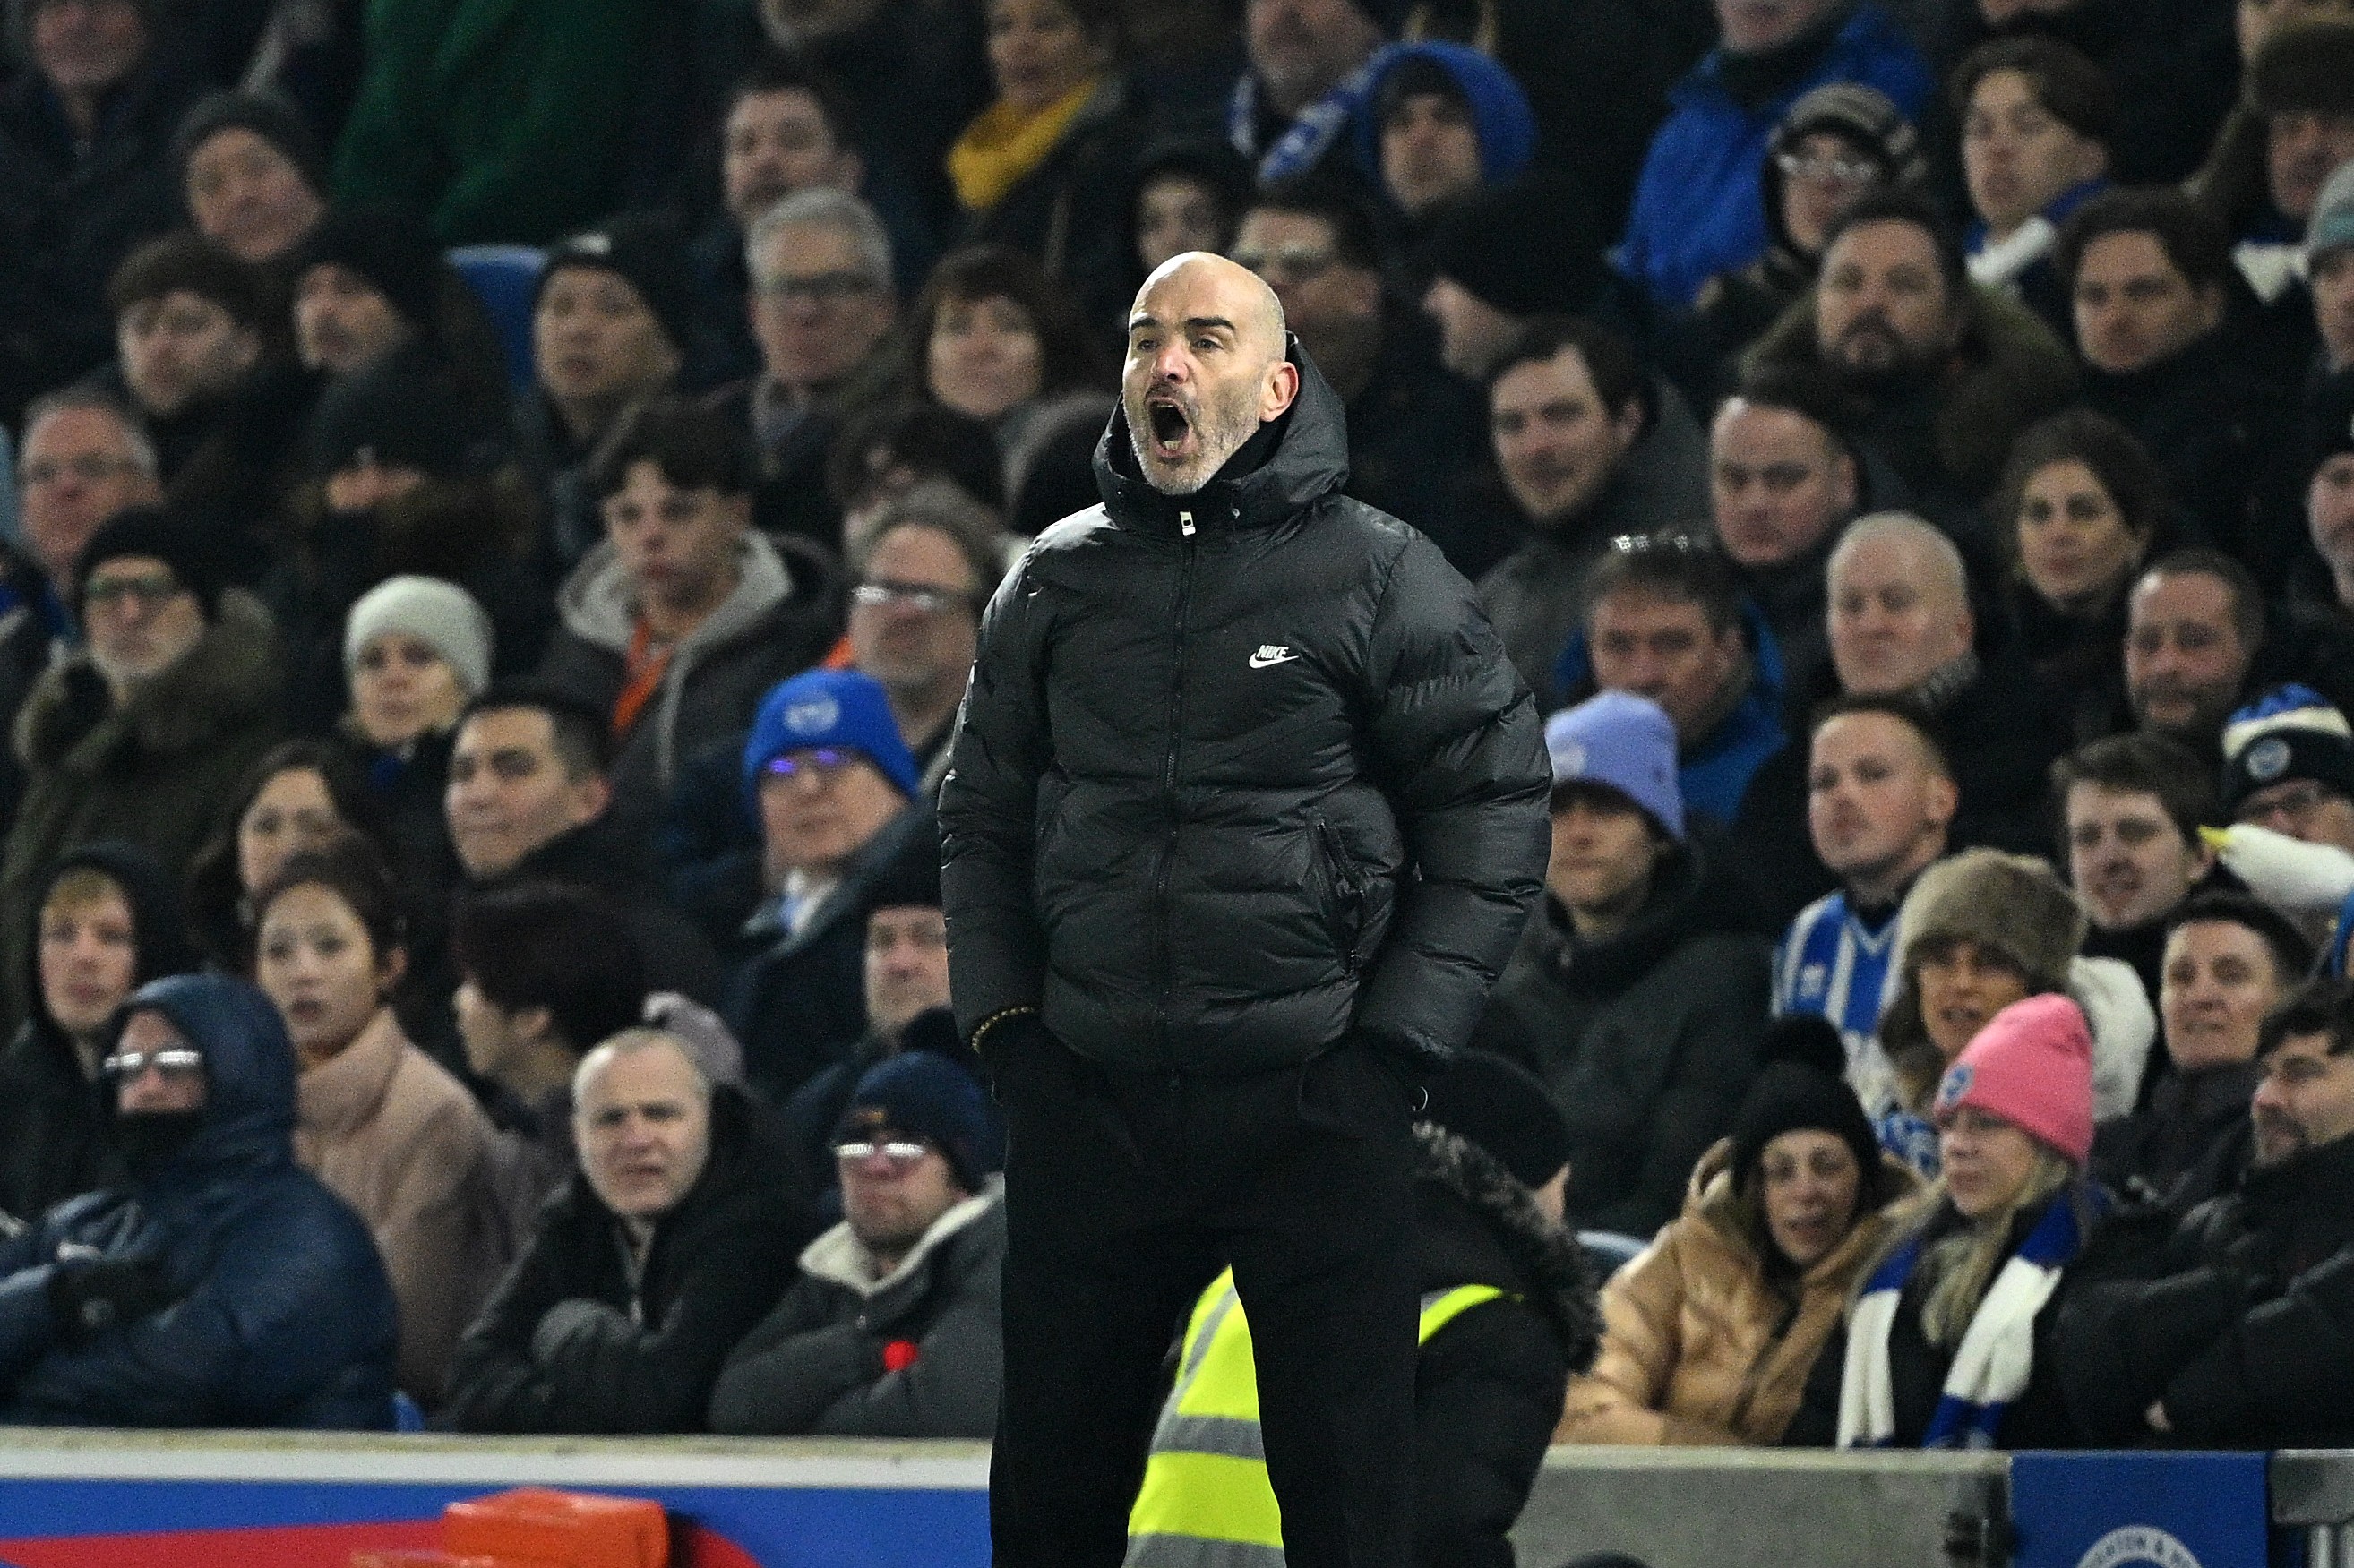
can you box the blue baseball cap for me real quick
[743,669,921,809]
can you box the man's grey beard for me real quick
[1126,390,1261,496]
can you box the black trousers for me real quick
[990,1031,1420,1568]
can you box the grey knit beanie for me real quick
[342,575,494,698]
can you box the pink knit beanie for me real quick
[1931,993,2094,1167]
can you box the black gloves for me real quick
[47,1256,175,1343]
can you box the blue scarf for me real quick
[1837,1192,2092,1449]
[1227,58,1383,187]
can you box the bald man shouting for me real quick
[941,253,1551,1565]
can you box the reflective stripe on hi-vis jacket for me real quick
[1122,1266,1507,1566]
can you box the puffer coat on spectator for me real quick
[1557,1140,1918,1444]
[941,349,1551,1075]
[0,974,397,1427]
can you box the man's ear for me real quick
[514,1004,558,1049]
[1261,358,1300,420]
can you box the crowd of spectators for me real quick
[0,0,2351,1491]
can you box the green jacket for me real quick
[331,0,665,244]
[0,593,282,1029]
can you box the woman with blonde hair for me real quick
[1557,1019,1920,1445]
[1785,993,2103,1448]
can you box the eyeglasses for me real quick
[834,1138,933,1170]
[101,1047,203,1080]
[1230,245,1336,280]
[19,455,143,490]
[755,270,881,305]
[1775,152,1882,186]
[764,747,853,781]
[1606,531,1710,556]
[852,580,975,615]
[83,574,185,612]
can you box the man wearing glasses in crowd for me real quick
[711,184,901,549]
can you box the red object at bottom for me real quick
[443,1488,669,1568]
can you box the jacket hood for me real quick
[1092,338,1351,540]
[1413,1122,1601,1368]
[16,589,279,772]
[101,973,297,1182]
[1351,42,1538,188]
[554,530,796,655]
[22,839,198,1048]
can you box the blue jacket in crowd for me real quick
[1616,4,1931,309]
[1553,599,1791,829]
[0,974,398,1427]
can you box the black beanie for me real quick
[293,206,446,336]
[1419,1050,1571,1190]
[76,507,226,621]
[307,351,483,482]
[862,822,943,920]
[1727,1015,1881,1198]
[171,90,330,200]
[1426,173,1609,320]
[536,213,696,356]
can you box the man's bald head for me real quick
[1827,511,1976,696]
[1123,252,1302,495]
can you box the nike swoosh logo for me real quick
[1248,649,1298,669]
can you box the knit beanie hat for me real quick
[1544,690,1684,840]
[2310,159,2354,264]
[1729,1015,1882,1196]
[1761,84,1924,254]
[292,206,445,335]
[2249,21,2354,119]
[1932,992,2095,1167]
[1425,172,1608,319]
[641,992,744,1086]
[863,820,943,916]
[171,90,329,200]
[835,1049,1002,1194]
[537,213,696,356]
[2221,684,2354,815]
[1354,42,1538,188]
[743,668,921,810]
[1419,1050,1571,1189]
[307,352,483,481]
[1896,848,2085,993]
[77,506,226,620]
[343,575,494,698]
[107,232,271,331]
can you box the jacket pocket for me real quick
[1311,813,1367,976]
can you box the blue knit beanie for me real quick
[742,668,921,810]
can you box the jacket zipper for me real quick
[1153,530,1198,1067]
[1313,814,1365,976]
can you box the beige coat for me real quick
[296,1008,508,1409]
[1556,1139,1918,1445]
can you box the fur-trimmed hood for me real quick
[1413,1121,1602,1371]
[15,589,279,772]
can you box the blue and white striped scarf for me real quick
[1835,1194,2089,1450]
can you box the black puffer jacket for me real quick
[2058,1129,2354,1447]
[941,348,1551,1074]
[442,1085,807,1434]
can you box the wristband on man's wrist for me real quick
[970,1005,1040,1055]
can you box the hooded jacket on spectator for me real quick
[0,974,397,1427]
[537,531,838,837]
[442,1084,803,1433]
[0,842,194,1224]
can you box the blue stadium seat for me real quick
[446,244,546,394]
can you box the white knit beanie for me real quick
[342,575,494,698]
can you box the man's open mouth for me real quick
[1147,398,1193,456]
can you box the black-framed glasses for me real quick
[101,1047,203,1080]
[764,747,852,781]
[754,270,881,305]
